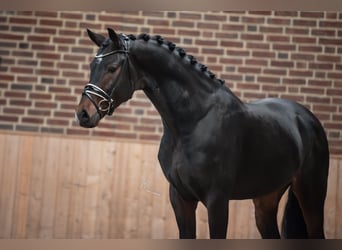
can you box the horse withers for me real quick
[76,28,329,239]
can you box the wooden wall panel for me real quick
[0,132,341,239]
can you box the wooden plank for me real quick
[325,158,338,238]
[122,143,141,238]
[66,137,88,238]
[0,133,6,238]
[108,141,127,238]
[39,136,60,238]
[336,158,342,238]
[94,140,116,238]
[53,138,74,238]
[80,139,102,238]
[150,153,174,239]
[26,136,48,237]
[137,144,159,238]
[0,134,20,238]
[11,135,34,238]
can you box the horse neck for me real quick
[129,39,243,135]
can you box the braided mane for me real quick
[126,33,225,85]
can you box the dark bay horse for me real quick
[76,28,329,239]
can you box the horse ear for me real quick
[107,28,122,48]
[87,28,105,47]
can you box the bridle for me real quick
[82,35,133,117]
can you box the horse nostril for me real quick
[79,109,90,123]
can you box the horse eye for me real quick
[107,66,117,73]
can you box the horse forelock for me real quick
[125,32,225,85]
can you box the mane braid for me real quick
[166,41,176,51]
[128,34,136,40]
[153,35,164,45]
[176,47,186,57]
[138,33,150,41]
[130,32,226,85]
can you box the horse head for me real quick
[76,28,136,128]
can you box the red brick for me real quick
[197,22,219,30]
[0,33,24,40]
[22,117,44,124]
[301,87,325,95]
[289,70,313,77]
[178,29,200,37]
[196,39,218,46]
[274,11,298,17]
[247,42,270,50]
[245,59,268,66]
[202,48,224,55]
[319,38,342,45]
[263,68,287,75]
[47,119,69,126]
[253,51,275,58]
[9,17,37,25]
[273,44,296,51]
[11,67,34,74]
[5,91,26,98]
[29,93,52,100]
[40,19,63,26]
[53,37,76,44]
[3,107,25,115]
[309,63,333,70]
[291,53,315,61]
[60,12,83,19]
[293,19,317,26]
[312,29,336,36]
[319,21,342,28]
[35,101,57,109]
[222,24,245,31]
[300,12,324,18]
[292,36,316,44]
[285,27,309,35]
[0,115,18,122]
[179,12,202,20]
[226,50,250,57]
[283,78,306,85]
[267,18,291,25]
[237,83,260,90]
[262,84,285,91]
[241,34,263,41]
[148,19,169,26]
[34,27,56,35]
[266,35,290,42]
[298,45,322,53]
[241,16,265,24]
[28,109,51,116]
[260,26,283,33]
[35,69,59,76]
[317,55,341,62]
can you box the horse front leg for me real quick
[207,196,229,239]
[169,185,198,239]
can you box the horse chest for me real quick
[158,137,230,201]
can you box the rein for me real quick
[82,36,133,117]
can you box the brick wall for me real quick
[0,11,342,154]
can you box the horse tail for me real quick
[281,187,308,238]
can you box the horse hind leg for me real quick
[253,186,288,239]
[290,167,328,239]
